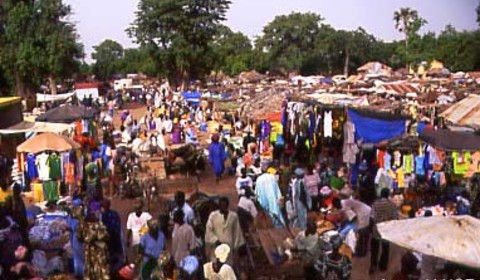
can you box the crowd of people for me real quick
[1,84,479,280]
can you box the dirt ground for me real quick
[109,103,403,279]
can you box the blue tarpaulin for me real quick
[181,91,201,105]
[348,109,406,144]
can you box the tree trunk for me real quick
[15,72,36,112]
[343,48,350,77]
[180,69,188,92]
[48,76,58,95]
[405,30,409,70]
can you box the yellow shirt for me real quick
[0,187,12,203]
[269,122,283,143]
[32,183,44,203]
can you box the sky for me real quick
[64,0,478,62]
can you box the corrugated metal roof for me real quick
[382,83,419,95]
[440,94,480,128]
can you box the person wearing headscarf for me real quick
[208,134,227,182]
[178,255,200,280]
[203,244,237,280]
[287,168,311,230]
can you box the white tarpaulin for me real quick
[36,92,75,103]
[378,215,480,268]
[0,121,74,135]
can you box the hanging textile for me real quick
[48,153,62,180]
[403,154,414,174]
[452,152,471,175]
[342,120,358,164]
[26,153,39,179]
[36,152,50,181]
[43,181,59,202]
[324,111,333,138]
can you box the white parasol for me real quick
[377,215,480,268]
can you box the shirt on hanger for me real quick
[415,156,425,176]
[403,154,414,174]
[64,163,75,184]
[26,153,39,179]
[323,111,333,138]
[452,152,471,175]
[377,150,386,168]
[47,153,62,180]
[43,181,59,202]
[383,152,392,171]
[36,153,50,180]
[466,152,480,178]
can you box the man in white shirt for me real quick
[235,168,253,195]
[237,188,258,222]
[173,191,195,224]
[126,199,152,260]
[205,197,245,264]
[340,197,372,257]
[163,119,173,133]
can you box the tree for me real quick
[477,3,480,26]
[435,26,480,71]
[37,0,83,94]
[92,39,124,80]
[128,0,231,87]
[0,0,81,108]
[210,25,253,77]
[255,12,323,75]
[119,46,159,77]
[393,7,427,68]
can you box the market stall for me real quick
[17,132,82,201]
[36,105,99,149]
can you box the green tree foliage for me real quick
[433,26,480,71]
[255,12,323,75]
[0,0,82,106]
[393,7,427,67]
[119,47,159,77]
[92,39,124,80]
[128,0,231,87]
[209,25,253,77]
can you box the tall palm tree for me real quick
[393,7,420,69]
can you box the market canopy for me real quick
[0,121,73,135]
[347,108,408,144]
[36,105,97,123]
[378,215,480,268]
[17,132,80,153]
[420,128,480,151]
